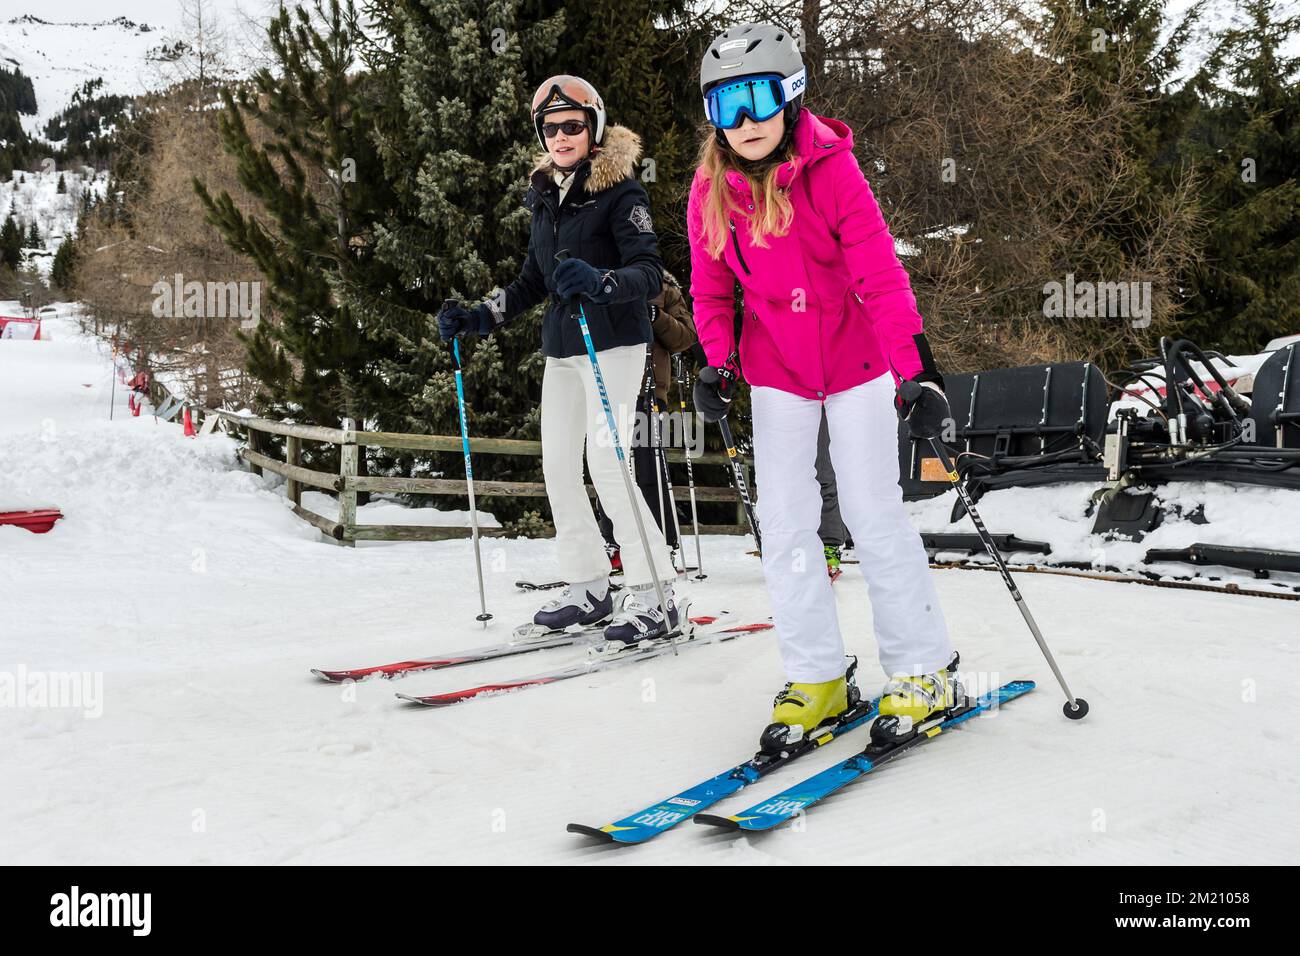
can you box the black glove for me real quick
[553,257,617,304]
[437,302,493,341]
[693,362,738,423]
[896,378,950,440]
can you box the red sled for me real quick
[0,509,64,533]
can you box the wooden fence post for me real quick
[286,435,302,507]
[338,418,357,546]
[247,426,264,478]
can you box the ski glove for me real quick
[896,379,950,440]
[437,302,493,341]
[553,257,618,304]
[693,361,738,423]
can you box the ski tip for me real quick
[565,823,617,843]
[395,692,435,706]
[692,813,741,831]
[311,668,354,684]
[1003,679,1037,694]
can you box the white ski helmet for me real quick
[531,75,607,150]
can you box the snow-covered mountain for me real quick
[0,16,167,140]
[0,5,279,143]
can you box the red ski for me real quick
[396,620,773,708]
[311,615,731,684]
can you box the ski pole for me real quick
[673,355,706,580]
[555,252,677,646]
[900,380,1088,720]
[643,363,668,559]
[645,364,685,574]
[717,414,761,553]
[446,299,492,629]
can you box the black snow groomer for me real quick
[898,335,1300,582]
[898,360,1110,507]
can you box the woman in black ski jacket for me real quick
[437,75,681,644]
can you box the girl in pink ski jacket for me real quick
[689,108,931,398]
[689,22,960,753]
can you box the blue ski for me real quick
[694,680,1036,833]
[567,696,881,845]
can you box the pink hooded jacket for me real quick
[687,109,927,400]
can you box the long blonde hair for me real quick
[696,130,798,260]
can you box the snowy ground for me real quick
[2,308,1297,865]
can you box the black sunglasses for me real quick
[542,120,589,138]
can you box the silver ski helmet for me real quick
[700,22,806,134]
[531,75,606,150]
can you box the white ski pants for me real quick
[751,373,953,682]
[541,344,675,587]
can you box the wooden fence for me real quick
[192,406,753,545]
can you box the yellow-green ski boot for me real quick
[759,658,860,755]
[871,652,963,746]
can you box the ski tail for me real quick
[567,697,881,845]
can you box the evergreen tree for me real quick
[347,1,708,523]
[57,173,67,194]
[346,0,566,521]
[26,220,40,248]
[196,0,404,435]
[50,235,79,290]
[1035,1,1207,353]
[1176,0,1300,350]
[0,215,21,269]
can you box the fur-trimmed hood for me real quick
[531,124,642,194]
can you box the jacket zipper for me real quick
[728,218,751,275]
[539,193,561,305]
[544,194,560,246]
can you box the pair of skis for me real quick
[312,613,774,707]
[310,626,605,684]
[568,680,1035,842]
[397,615,772,707]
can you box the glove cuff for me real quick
[472,302,498,335]
[912,333,945,391]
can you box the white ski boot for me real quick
[512,577,613,643]
[590,583,689,656]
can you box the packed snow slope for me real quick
[2,308,1297,865]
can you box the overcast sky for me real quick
[11,2,1298,71]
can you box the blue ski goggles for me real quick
[703,70,806,129]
